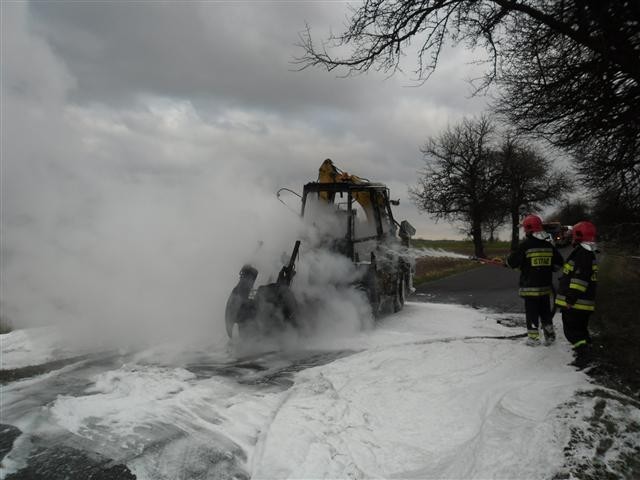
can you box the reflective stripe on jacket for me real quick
[555,295,595,311]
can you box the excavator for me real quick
[224,159,416,340]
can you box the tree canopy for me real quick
[498,134,572,249]
[549,200,592,226]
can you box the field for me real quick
[412,239,512,257]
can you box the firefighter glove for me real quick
[564,291,578,307]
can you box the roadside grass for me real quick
[412,239,511,284]
[413,257,483,285]
[589,254,640,397]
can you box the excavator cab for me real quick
[302,183,394,258]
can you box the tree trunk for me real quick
[510,210,520,251]
[472,222,485,258]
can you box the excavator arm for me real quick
[317,159,386,224]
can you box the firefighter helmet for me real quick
[572,221,596,243]
[522,215,543,234]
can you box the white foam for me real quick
[2,302,638,479]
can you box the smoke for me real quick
[1,149,303,345]
[293,250,374,337]
[1,4,306,347]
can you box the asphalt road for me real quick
[413,247,573,314]
[412,264,525,314]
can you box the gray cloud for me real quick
[29,3,370,111]
[28,2,487,115]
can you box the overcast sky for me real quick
[1,1,491,328]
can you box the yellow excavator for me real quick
[225,159,416,339]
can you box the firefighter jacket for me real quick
[505,235,564,297]
[555,244,598,312]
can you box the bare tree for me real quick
[483,209,508,243]
[296,0,640,209]
[498,135,573,250]
[409,116,502,258]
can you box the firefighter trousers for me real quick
[524,295,553,331]
[561,309,592,349]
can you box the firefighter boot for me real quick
[542,324,556,346]
[526,329,540,346]
[570,341,594,369]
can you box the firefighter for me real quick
[555,221,598,363]
[505,215,564,345]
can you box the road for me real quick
[0,348,355,480]
[413,264,524,314]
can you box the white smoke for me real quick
[1,4,304,347]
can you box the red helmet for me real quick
[522,215,543,234]
[572,221,596,243]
